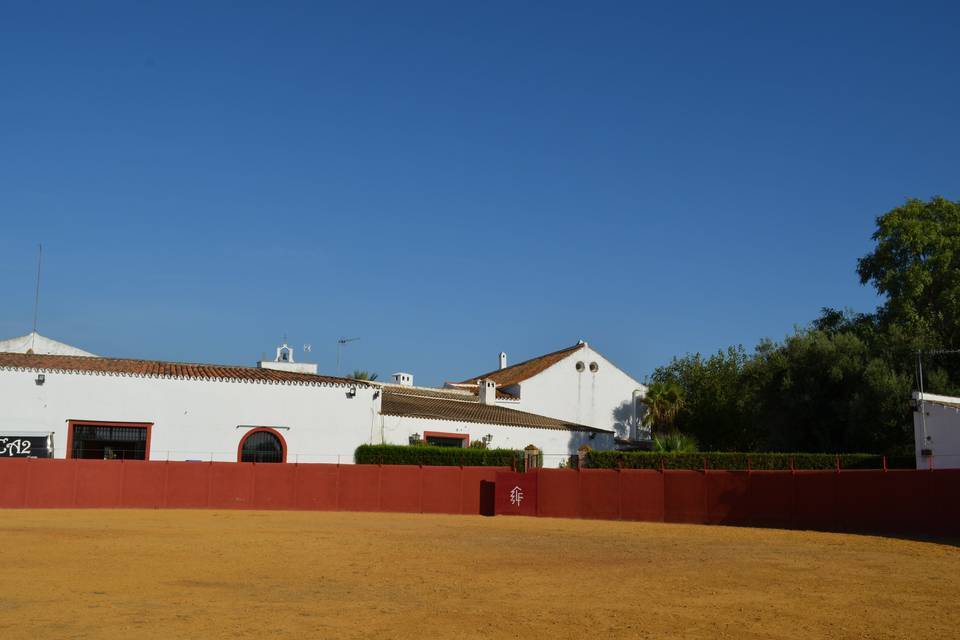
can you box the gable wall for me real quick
[505,345,647,440]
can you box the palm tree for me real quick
[349,370,378,381]
[641,381,685,434]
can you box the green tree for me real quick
[640,381,685,434]
[649,309,914,454]
[743,323,911,453]
[858,196,960,349]
[644,197,959,454]
[651,346,755,450]
[349,370,378,381]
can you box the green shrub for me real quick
[584,451,916,470]
[652,431,698,453]
[355,444,523,469]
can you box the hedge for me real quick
[355,444,523,469]
[583,451,916,471]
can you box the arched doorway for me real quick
[238,428,286,463]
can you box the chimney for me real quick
[479,379,497,405]
[499,351,507,370]
[392,372,413,386]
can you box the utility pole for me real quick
[918,350,928,443]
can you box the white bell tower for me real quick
[258,340,318,374]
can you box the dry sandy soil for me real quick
[0,510,957,639]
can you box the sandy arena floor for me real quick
[0,510,957,639]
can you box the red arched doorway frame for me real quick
[236,427,288,463]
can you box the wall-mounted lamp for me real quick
[346,385,357,398]
[35,374,45,386]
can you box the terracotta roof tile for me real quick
[457,343,585,388]
[0,352,367,387]
[381,387,610,433]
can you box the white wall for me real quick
[502,344,647,441]
[0,368,380,463]
[379,413,614,468]
[0,356,629,467]
[914,392,960,469]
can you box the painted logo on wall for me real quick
[0,435,53,458]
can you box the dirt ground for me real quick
[0,510,957,639]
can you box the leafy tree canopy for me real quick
[650,196,958,455]
[858,196,960,347]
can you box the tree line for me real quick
[645,196,960,454]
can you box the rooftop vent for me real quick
[499,351,507,370]
[392,372,414,386]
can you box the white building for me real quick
[378,384,614,464]
[0,335,627,466]
[446,341,648,447]
[912,391,960,469]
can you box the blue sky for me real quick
[1,1,957,385]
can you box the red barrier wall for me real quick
[494,472,538,516]
[705,471,749,525]
[7,460,958,537]
[420,466,461,514]
[460,467,499,516]
[495,468,960,537]
[618,470,663,521]
[76,459,124,508]
[0,459,507,516]
[120,461,165,508]
[0,458,29,506]
[535,469,579,518]
[745,471,794,529]
[379,466,422,513]
[579,470,621,520]
[793,471,837,531]
[663,470,706,524]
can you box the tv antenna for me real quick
[31,244,42,352]
[336,337,359,375]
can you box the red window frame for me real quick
[236,427,288,463]
[423,431,470,447]
[65,420,153,460]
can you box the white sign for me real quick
[0,438,32,457]
[509,485,524,506]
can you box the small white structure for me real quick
[0,332,96,357]
[258,343,318,375]
[446,341,648,447]
[392,372,414,386]
[912,392,960,469]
